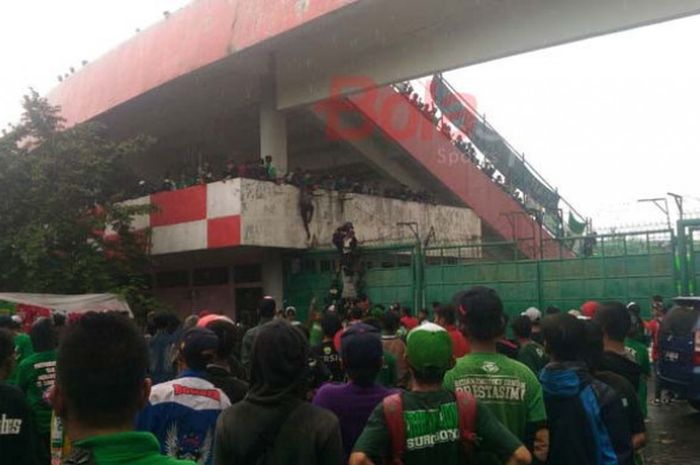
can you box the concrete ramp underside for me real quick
[315,86,564,259]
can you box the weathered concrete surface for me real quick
[239,178,481,249]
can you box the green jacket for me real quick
[73,431,195,465]
[15,350,56,433]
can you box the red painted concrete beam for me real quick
[47,0,358,127]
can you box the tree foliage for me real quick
[0,89,157,318]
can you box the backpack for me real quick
[382,390,478,465]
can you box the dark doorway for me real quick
[235,286,263,326]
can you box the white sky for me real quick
[1,2,699,231]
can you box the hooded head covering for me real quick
[247,320,309,403]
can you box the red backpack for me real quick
[382,390,478,465]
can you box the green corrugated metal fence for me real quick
[285,230,679,320]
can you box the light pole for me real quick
[638,197,671,231]
[668,192,684,222]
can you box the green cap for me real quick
[406,322,453,370]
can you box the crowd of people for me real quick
[394,82,527,206]
[0,289,670,465]
[137,155,436,205]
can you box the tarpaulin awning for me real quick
[0,293,131,316]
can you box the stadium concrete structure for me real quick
[47,0,700,320]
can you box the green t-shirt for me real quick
[377,351,398,387]
[353,390,522,465]
[443,352,546,440]
[15,350,57,433]
[309,322,323,347]
[8,332,34,384]
[517,341,549,376]
[625,338,651,418]
[14,332,34,363]
[75,431,195,465]
[266,164,278,179]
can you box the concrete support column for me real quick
[261,249,284,310]
[260,56,288,175]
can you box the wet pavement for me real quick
[644,400,700,464]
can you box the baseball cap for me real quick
[581,301,600,319]
[340,323,383,368]
[197,314,234,328]
[0,315,17,329]
[406,322,453,371]
[179,327,219,370]
[626,302,641,313]
[521,307,542,323]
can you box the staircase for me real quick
[312,80,581,258]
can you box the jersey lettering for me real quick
[0,414,23,435]
[172,384,221,401]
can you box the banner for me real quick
[430,75,561,212]
[568,212,587,235]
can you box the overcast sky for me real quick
[1,2,699,231]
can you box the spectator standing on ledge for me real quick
[53,312,195,465]
[264,155,278,180]
[241,297,276,376]
[223,160,237,180]
[313,323,397,462]
[14,317,58,464]
[434,304,470,358]
[0,328,39,465]
[137,328,230,465]
[511,316,549,376]
[215,320,343,465]
[350,323,531,465]
[443,287,548,464]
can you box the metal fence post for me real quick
[677,220,689,295]
[536,259,544,311]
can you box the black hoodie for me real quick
[0,383,39,465]
[599,351,642,391]
[214,320,342,465]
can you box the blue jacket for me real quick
[137,370,231,465]
[540,362,633,465]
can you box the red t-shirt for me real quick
[445,325,470,358]
[400,316,419,331]
[646,319,661,362]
